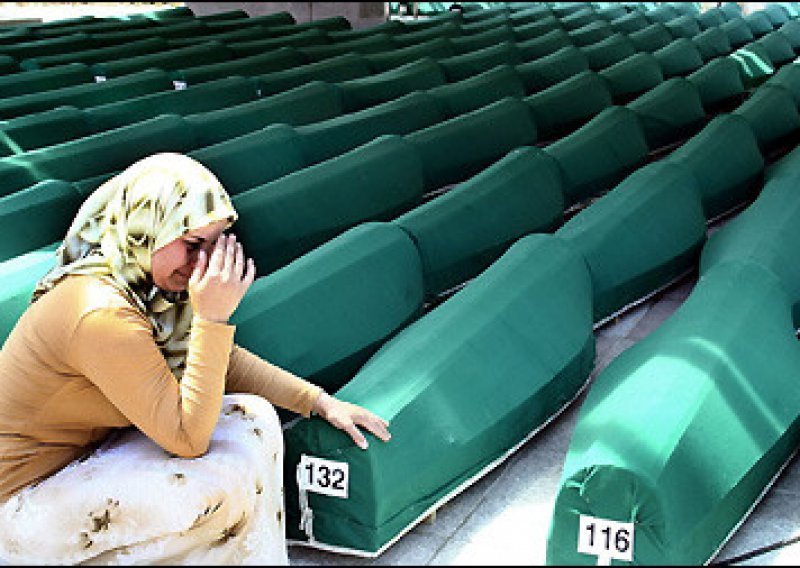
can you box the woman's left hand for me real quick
[312,392,391,450]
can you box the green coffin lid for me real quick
[686,56,745,109]
[427,63,525,117]
[285,233,595,554]
[732,84,800,153]
[0,105,93,157]
[627,76,706,150]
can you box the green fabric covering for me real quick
[547,259,800,565]
[509,5,555,25]
[0,106,92,157]
[665,114,764,219]
[206,11,294,29]
[284,233,595,555]
[599,52,664,102]
[698,6,727,29]
[744,11,777,37]
[338,57,447,112]
[395,145,564,297]
[778,19,800,50]
[732,84,800,152]
[516,45,590,93]
[439,40,522,82]
[19,37,166,70]
[756,30,796,65]
[730,42,775,88]
[299,33,396,62]
[721,17,756,48]
[0,62,94,100]
[692,26,733,61]
[230,221,424,395]
[763,4,792,27]
[595,6,628,21]
[556,161,705,322]
[580,33,637,70]
[165,26,274,48]
[393,22,462,48]
[0,244,58,346]
[91,41,233,78]
[327,19,404,41]
[0,114,197,198]
[0,180,81,262]
[0,55,17,75]
[185,81,343,148]
[627,76,706,149]
[686,56,745,109]
[0,69,174,120]
[366,37,456,72]
[461,13,509,34]
[610,11,651,34]
[643,4,680,24]
[513,16,564,43]
[702,155,800,324]
[233,135,425,273]
[450,24,515,53]
[84,76,259,132]
[296,91,445,165]
[546,106,649,205]
[765,61,800,106]
[665,14,702,39]
[228,29,328,58]
[654,38,704,78]
[196,9,248,22]
[0,32,95,60]
[719,1,743,20]
[525,70,613,141]
[568,20,615,48]
[173,46,305,85]
[73,171,116,198]
[92,19,207,45]
[261,16,350,36]
[629,22,673,53]
[561,8,601,31]
[256,53,372,97]
[190,124,306,196]
[406,96,538,191]
[427,64,525,117]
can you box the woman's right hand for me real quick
[188,233,256,323]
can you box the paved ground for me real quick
[288,220,800,566]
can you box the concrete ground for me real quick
[288,221,800,567]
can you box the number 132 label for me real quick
[298,455,349,499]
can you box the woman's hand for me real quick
[312,391,391,450]
[188,233,256,323]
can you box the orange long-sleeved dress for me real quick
[0,274,322,502]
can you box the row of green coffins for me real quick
[546,141,800,565]
[0,1,789,264]
[0,56,789,561]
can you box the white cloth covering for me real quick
[0,394,288,566]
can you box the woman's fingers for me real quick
[188,248,207,286]
[243,257,256,288]
[221,233,236,279]
[358,413,391,443]
[344,423,369,450]
[207,234,226,276]
[234,242,245,280]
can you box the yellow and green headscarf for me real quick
[32,153,238,380]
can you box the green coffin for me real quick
[0,62,94,100]
[230,221,424,395]
[580,33,637,71]
[338,57,447,113]
[0,180,82,262]
[449,24,514,53]
[546,106,649,206]
[665,15,702,40]
[439,41,522,82]
[627,77,706,150]
[721,17,756,48]
[185,81,344,148]
[299,33,396,63]
[653,38,704,78]
[516,45,590,93]
[407,96,538,191]
[20,37,168,70]
[297,91,445,165]
[91,41,233,78]
[189,124,307,196]
[665,114,763,220]
[395,145,564,297]
[285,233,595,555]
[546,260,800,565]
[0,244,58,346]
[256,53,372,98]
[556,161,706,323]
[610,12,651,35]
[686,56,745,109]
[766,61,800,106]
[233,135,425,273]
[732,84,800,153]
[599,52,665,103]
[366,37,456,73]
[777,20,800,51]
[756,30,796,65]
[173,47,305,86]
[730,42,775,89]
[568,21,615,48]
[692,27,733,61]
[744,11,777,37]
[0,106,93,157]
[427,64,525,117]
[228,29,328,58]
[516,29,574,61]
[629,23,673,53]
[525,70,613,141]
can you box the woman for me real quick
[0,153,391,565]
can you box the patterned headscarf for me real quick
[31,153,237,380]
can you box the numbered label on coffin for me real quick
[577,514,634,564]
[297,455,350,499]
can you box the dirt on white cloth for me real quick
[0,393,288,565]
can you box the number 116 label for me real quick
[577,514,634,563]
[297,455,349,499]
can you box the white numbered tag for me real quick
[297,455,349,499]
[577,514,634,565]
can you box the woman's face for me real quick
[150,219,228,292]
